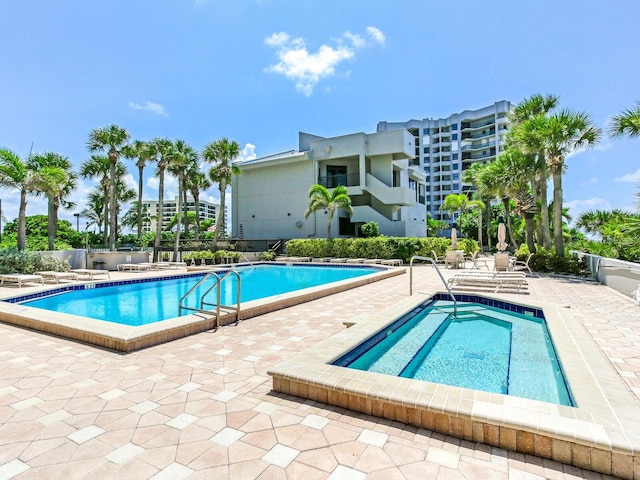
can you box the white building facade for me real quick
[376,100,512,223]
[141,196,222,234]
[231,130,427,241]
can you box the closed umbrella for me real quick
[497,216,508,252]
[450,223,458,250]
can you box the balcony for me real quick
[460,140,496,152]
[317,173,360,188]
[363,173,415,206]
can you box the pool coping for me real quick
[0,263,404,352]
[267,291,640,478]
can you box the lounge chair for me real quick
[363,259,383,264]
[117,263,152,272]
[346,258,366,264]
[312,257,333,263]
[448,271,528,293]
[512,253,534,274]
[329,258,348,263]
[493,253,513,271]
[35,271,78,284]
[69,269,111,280]
[0,274,44,287]
[380,259,403,266]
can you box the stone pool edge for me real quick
[0,265,404,352]
[267,292,640,479]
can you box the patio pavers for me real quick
[0,265,637,479]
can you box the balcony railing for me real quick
[461,140,496,152]
[317,173,360,188]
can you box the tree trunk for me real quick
[502,197,519,251]
[485,202,492,250]
[47,197,57,251]
[17,189,27,251]
[137,165,144,241]
[538,176,552,250]
[476,209,484,252]
[154,169,165,262]
[552,168,564,257]
[194,191,201,239]
[102,184,109,247]
[108,155,117,251]
[524,213,536,253]
[211,178,226,248]
[173,171,183,262]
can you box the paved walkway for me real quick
[0,265,638,479]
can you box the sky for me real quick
[1,0,640,232]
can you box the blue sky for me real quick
[1,0,640,230]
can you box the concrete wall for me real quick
[571,251,640,302]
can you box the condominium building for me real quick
[376,100,512,223]
[231,130,427,240]
[141,196,223,234]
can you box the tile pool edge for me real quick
[267,292,640,479]
[0,266,403,352]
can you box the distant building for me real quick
[377,100,512,223]
[231,130,427,240]
[141,196,223,234]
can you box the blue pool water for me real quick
[18,264,377,326]
[334,298,574,406]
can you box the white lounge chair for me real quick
[466,251,489,270]
[512,253,534,274]
[69,269,111,280]
[0,274,44,287]
[493,253,513,271]
[35,271,78,284]
[445,250,464,269]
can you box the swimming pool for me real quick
[18,264,378,326]
[0,262,401,351]
[333,299,574,406]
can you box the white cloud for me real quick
[366,26,386,45]
[264,27,385,96]
[579,177,598,186]
[239,143,256,162]
[565,197,612,225]
[128,101,168,116]
[614,169,640,183]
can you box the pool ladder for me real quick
[178,271,241,327]
[409,256,457,317]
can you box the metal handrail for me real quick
[178,271,242,327]
[409,256,457,316]
[201,270,241,325]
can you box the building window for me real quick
[453,183,459,190]
[423,128,429,134]
[452,123,458,130]
[452,133,458,140]
[453,173,459,180]
[339,217,356,236]
[424,166,430,173]
[423,147,429,154]
[325,165,347,188]
[452,163,459,170]
[453,153,458,160]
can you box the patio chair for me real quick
[431,250,445,266]
[466,250,489,270]
[493,253,512,272]
[512,253,534,274]
[445,250,464,269]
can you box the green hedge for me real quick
[0,248,70,274]
[285,237,478,263]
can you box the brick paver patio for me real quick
[0,265,638,479]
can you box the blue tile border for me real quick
[2,262,384,305]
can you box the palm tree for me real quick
[528,110,601,256]
[508,94,559,250]
[462,161,493,250]
[185,166,212,239]
[202,138,241,247]
[80,155,112,243]
[147,138,174,261]
[29,152,77,250]
[304,184,353,238]
[123,140,152,241]
[609,100,640,138]
[87,125,130,251]
[168,140,198,261]
[0,148,38,250]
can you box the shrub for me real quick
[285,237,475,263]
[260,251,276,261]
[360,222,380,238]
[0,248,70,274]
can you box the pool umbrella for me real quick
[450,223,458,250]
[497,216,508,252]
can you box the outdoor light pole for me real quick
[74,213,80,232]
